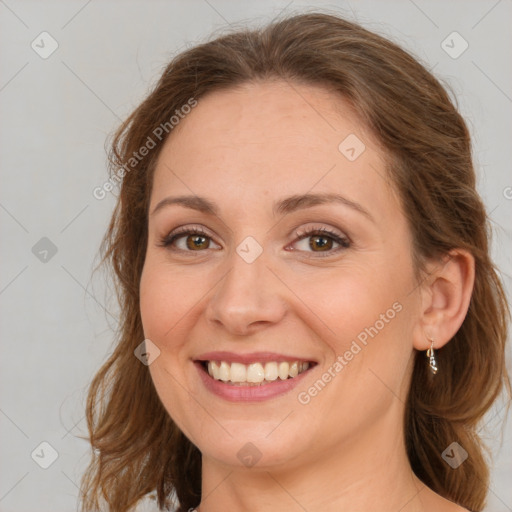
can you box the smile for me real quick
[194,352,317,402]
[204,360,311,386]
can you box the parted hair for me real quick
[79,11,510,512]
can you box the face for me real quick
[140,80,420,471]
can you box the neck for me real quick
[197,405,431,512]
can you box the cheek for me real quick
[139,257,206,438]
[301,259,414,385]
[139,256,199,347]
[293,261,405,339]
[296,267,414,410]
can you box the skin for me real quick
[139,80,474,512]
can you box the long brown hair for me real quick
[79,11,511,512]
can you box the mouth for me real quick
[193,351,317,401]
[198,359,314,386]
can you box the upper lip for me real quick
[195,351,316,365]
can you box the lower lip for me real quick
[194,362,313,402]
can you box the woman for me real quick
[79,11,510,512]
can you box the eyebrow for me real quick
[151,192,374,222]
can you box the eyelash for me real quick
[158,225,351,257]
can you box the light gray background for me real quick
[1,1,511,511]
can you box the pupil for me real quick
[188,235,208,250]
[311,236,331,251]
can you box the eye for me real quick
[158,225,351,256]
[291,226,350,256]
[158,226,220,252]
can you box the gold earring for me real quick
[426,338,438,375]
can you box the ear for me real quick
[412,249,475,351]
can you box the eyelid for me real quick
[289,225,351,256]
[159,223,351,255]
[158,225,216,248]
[292,223,349,241]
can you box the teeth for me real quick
[247,363,265,383]
[230,362,246,382]
[278,362,289,380]
[264,362,278,381]
[205,360,311,385]
[219,361,230,382]
[210,361,220,380]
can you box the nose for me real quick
[205,249,287,336]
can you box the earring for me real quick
[426,338,438,375]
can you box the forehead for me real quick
[151,80,399,223]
